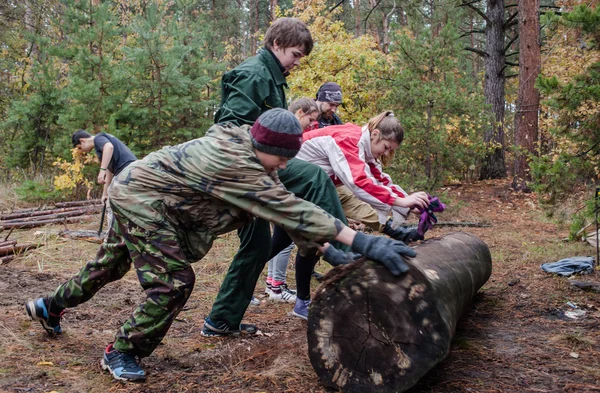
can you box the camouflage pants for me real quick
[48,213,195,358]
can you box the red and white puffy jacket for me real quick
[296,123,410,225]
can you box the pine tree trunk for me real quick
[480,0,507,180]
[269,0,278,21]
[307,232,492,393]
[512,0,540,191]
[354,0,361,37]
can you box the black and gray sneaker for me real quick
[25,297,63,335]
[201,317,258,337]
[101,344,146,381]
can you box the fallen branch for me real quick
[1,206,46,215]
[569,280,600,293]
[0,240,18,248]
[0,215,95,229]
[54,199,102,208]
[0,243,41,257]
[3,227,14,241]
[0,205,102,221]
[59,229,105,244]
[0,207,101,224]
[0,255,15,265]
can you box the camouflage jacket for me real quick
[109,123,342,262]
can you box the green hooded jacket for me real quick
[214,49,287,126]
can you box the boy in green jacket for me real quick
[206,17,318,333]
[26,109,415,382]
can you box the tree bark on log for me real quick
[307,232,492,393]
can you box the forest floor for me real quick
[0,178,599,393]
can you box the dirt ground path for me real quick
[0,179,598,393]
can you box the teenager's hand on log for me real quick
[351,232,415,276]
[383,221,424,243]
[323,245,362,267]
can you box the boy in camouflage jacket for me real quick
[25,109,416,382]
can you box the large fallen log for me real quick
[307,232,492,393]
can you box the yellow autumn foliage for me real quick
[53,148,95,192]
[284,0,388,124]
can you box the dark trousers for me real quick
[208,218,271,327]
[207,159,349,327]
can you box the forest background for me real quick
[0,0,599,233]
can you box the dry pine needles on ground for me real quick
[0,181,598,393]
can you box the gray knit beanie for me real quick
[250,109,303,158]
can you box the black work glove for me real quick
[323,245,362,267]
[383,220,424,243]
[351,232,416,276]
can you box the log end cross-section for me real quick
[307,232,492,393]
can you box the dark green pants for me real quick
[208,159,347,327]
[48,214,195,358]
[208,217,271,327]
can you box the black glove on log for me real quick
[323,245,362,267]
[351,232,416,275]
[383,221,424,243]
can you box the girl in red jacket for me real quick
[296,110,429,229]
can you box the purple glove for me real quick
[417,195,446,236]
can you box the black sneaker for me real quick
[201,317,258,337]
[101,344,146,381]
[25,297,63,335]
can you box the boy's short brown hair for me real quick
[264,17,313,56]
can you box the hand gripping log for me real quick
[307,232,493,393]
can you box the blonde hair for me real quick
[367,110,403,166]
[289,98,318,115]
